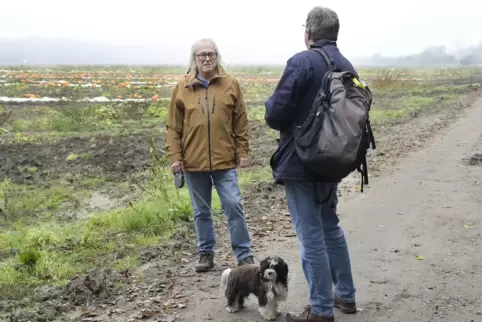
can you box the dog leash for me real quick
[190,184,230,230]
[190,187,262,263]
[174,171,232,230]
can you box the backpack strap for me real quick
[357,121,376,193]
[357,156,369,193]
[310,47,338,99]
[358,119,376,193]
[367,119,376,149]
[310,47,337,72]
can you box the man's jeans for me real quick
[184,168,252,262]
[284,181,356,318]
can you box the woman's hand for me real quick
[239,158,249,168]
[171,161,184,173]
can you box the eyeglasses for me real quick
[197,52,217,60]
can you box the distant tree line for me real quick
[459,42,482,65]
[370,42,482,67]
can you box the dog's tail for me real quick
[220,268,231,297]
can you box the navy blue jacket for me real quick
[264,39,358,184]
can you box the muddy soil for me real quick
[0,122,275,186]
[0,133,154,185]
[1,84,479,187]
[1,90,481,321]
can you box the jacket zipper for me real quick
[206,88,213,171]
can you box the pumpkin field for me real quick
[0,65,482,321]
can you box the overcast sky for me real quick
[2,0,481,64]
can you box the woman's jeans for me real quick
[184,168,252,262]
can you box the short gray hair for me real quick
[306,7,340,42]
[188,38,223,73]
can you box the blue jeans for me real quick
[184,168,252,262]
[284,181,356,318]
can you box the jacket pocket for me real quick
[270,134,295,170]
[269,139,281,169]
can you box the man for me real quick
[264,7,357,322]
[166,38,255,273]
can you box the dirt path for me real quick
[179,98,482,322]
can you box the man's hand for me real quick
[239,158,249,168]
[171,161,184,174]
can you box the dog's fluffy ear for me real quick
[278,257,288,275]
[259,256,271,272]
[276,257,289,285]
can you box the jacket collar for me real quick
[310,39,337,49]
[185,65,228,88]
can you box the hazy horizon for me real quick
[2,0,482,65]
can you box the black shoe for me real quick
[195,253,214,272]
[237,255,255,266]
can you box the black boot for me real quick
[195,253,214,272]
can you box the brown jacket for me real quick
[165,66,249,172]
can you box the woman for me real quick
[165,38,254,272]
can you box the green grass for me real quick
[370,96,436,121]
[0,179,79,224]
[370,92,460,122]
[247,105,265,122]
[0,165,272,300]
[1,102,168,136]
